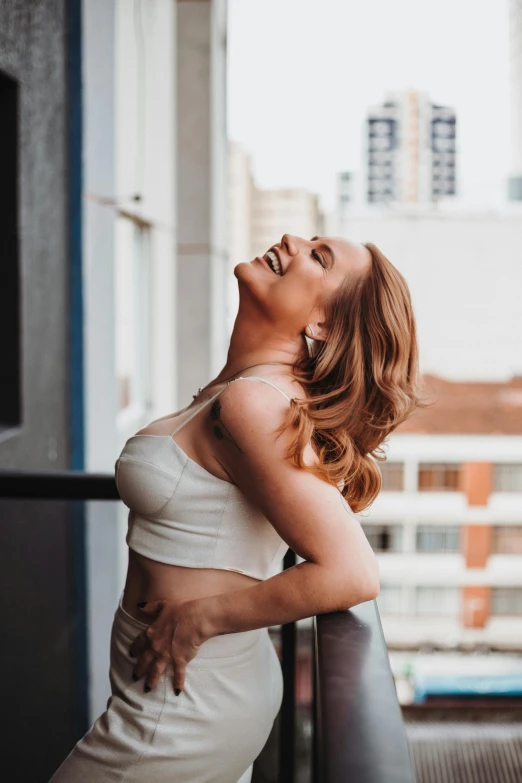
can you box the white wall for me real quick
[339,209,522,381]
[228,141,253,333]
[176,0,229,406]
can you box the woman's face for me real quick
[235,234,371,338]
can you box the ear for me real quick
[305,309,329,342]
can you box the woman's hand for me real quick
[129,598,206,694]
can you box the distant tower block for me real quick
[336,171,355,220]
[508,0,522,200]
[366,90,457,205]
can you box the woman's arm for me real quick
[193,380,380,638]
[131,380,379,692]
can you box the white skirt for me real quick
[49,593,283,783]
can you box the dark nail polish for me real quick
[175,689,181,696]
[132,673,139,681]
[144,685,151,693]
[137,601,147,608]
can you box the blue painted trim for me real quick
[67,0,89,737]
[413,673,522,703]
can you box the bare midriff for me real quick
[121,548,261,625]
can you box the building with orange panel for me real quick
[361,373,522,650]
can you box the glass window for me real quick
[115,217,151,414]
[416,525,460,553]
[0,72,20,429]
[492,526,522,554]
[418,462,461,491]
[415,586,459,616]
[491,588,522,616]
[379,462,404,491]
[362,524,403,553]
[493,464,522,492]
[376,585,403,615]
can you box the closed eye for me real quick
[311,249,325,267]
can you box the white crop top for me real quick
[114,377,291,580]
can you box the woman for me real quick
[50,234,425,783]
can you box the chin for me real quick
[233,261,248,279]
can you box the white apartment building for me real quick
[228,141,323,332]
[366,90,456,205]
[509,0,522,200]
[364,374,522,651]
[250,186,324,260]
[333,206,522,382]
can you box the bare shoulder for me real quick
[205,374,378,579]
[209,375,297,454]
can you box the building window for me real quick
[492,526,522,555]
[376,585,403,615]
[0,71,20,429]
[493,464,522,493]
[418,462,461,491]
[416,525,460,553]
[362,524,403,553]
[115,217,152,414]
[415,586,459,616]
[491,588,522,616]
[379,462,404,491]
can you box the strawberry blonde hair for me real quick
[286,242,430,513]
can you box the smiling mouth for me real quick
[264,249,283,275]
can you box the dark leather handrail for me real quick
[0,470,119,500]
[313,600,416,783]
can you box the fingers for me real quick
[132,648,156,682]
[133,651,184,695]
[129,630,148,659]
[145,656,168,692]
[173,662,186,696]
[136,599,164,615]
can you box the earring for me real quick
[307,324,316,337]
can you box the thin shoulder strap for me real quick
[170,375,292,436]
[170,386,225,436]
[228,375,292,402]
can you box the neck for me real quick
[213,308,305,384]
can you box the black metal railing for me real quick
[0,470,416,783]
[313,603,416,783]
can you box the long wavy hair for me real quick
[286,242,431,513]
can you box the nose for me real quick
[281,234,299,256]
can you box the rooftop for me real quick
[396,374,522,435]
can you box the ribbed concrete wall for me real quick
[0,3,77,781]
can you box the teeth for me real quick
[266,249,282,275]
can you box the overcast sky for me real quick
[227,0,512,211]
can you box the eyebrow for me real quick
[310,236,336,268]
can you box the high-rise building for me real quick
[366,90,457,205]
[228,141,324,330]
[509,0,522,200]
[366,373,522,651]
[250,186,324,260]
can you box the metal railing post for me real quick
[279,548,297,783]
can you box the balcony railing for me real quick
[0,470,416,783]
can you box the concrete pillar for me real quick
[176,0,228,406]
[403,459,418,493]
